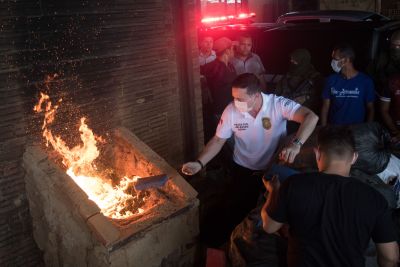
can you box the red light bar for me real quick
[238,13,255,19]
[201,15,235,24]
[201,12,255,24]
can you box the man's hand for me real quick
[181,136,226,176]
[181,162,202,176]
[279,143,301,163]
[262,174,280,192]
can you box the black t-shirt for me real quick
[201,59,237,115]
[267,172,397,267]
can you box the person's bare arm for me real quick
[381,100,400,135]
[376,241,399,267]
[291,106,319,143]
[320,99,330,126]
[181,135,227,175]
[280,106,319,163]
[261,200,283,234]
[366,102,375,122]
[261,176,284,234]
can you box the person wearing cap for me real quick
[200,37,237,143]
[201,37,237,117]
[275,48,324,132]
[182,73,318,226]
[198,36,216,66]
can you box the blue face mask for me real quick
[331,59,342,73]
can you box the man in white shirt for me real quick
[182,73,318,225]
[199,36,216,66]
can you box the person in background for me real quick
[380,73,400,143]
[275,48,324,134]
[368,30,400,98]
[201,37,237,142]
[201,37,237,117]
[198,36,216,66]
[321,43,375,126]
[230,35,266,90]
[182,73,318,226]
[275,48,323,115]
[376,31,400,145]
[262,125,399,267]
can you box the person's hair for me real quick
[231,73,261,95]
[333,43,355,63]
[317,126,356,160]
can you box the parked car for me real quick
[276,10,390,24]
[198,19,400,80]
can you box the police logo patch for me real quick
[262,117,271,130]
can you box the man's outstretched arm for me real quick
[181,135,227,175]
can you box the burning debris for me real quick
[33,90,149,219]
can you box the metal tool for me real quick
[134,174,168,191]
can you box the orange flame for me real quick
[34,92,144,219]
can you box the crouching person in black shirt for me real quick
[261,125,399,267]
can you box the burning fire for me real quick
[34,90,145,219]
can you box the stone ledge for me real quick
[87,213,120,247]
[115,127,198,200]
[24,145,100,220]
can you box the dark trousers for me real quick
[228,161,264,227]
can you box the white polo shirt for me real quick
[216,93,300,170]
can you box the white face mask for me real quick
[331,59,342,73]
[234,96,256,113]
[234,100,250,113]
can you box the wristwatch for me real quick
[196,159,204,169]
[292,138,304,147]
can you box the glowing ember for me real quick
[34,91,144,219]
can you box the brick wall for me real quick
[0,0,202,265]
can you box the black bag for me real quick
[350,168,396,209]
[229,206,287,267]
[350,122,391,175]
